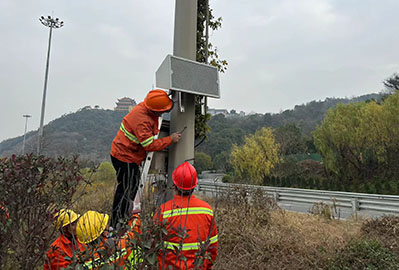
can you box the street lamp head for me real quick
[40,15,64,28]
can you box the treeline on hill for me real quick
[197,87,399,195]
[197,92,382,166]
[0,94,380,162]
[0,107,126,163]
[1,89,397,195]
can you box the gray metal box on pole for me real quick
[156,54,220,98]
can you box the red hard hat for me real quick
[144,89,173,112]
[172,162,198,191]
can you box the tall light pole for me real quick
[22,114,32,154]
[37,15,64,155]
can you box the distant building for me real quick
[208,108,229,116]
[114,97,137,112]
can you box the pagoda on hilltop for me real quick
[114,97,137,112]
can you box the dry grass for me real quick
[361,215,399,254]
[72,178,116,215]
[210,189,361,270]
[72,182,372,269]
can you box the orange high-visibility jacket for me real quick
[81,241,125,269]
[110,102,172,165]
[156,195,218,270]
[44,234,86,270]
[126,214,142,240]
[80,216,142,269]
[119,214,142,266]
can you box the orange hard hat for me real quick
[144,89,173,112]
[172,162,198,191]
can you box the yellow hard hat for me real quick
[76,211,109,244]
[54,209,80,230]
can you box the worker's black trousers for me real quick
[110,155,140,228]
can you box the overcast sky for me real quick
[1,0,399,142]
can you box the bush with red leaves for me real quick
[0,154,83,269]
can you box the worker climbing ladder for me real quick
[133,116,165,211]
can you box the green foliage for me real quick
[0,108,126,163]
[230,127,281,184]
[196,0,228,73]
[221,173,233,183]
[314,92,399,183]
[93,161,115,182]
[197,93,385,165]
[194,96,212,140]
[194,0,227,140]
[274,123,306,155]
[213,151,232,172]
[194,151,213,174]
[329,239,399,270]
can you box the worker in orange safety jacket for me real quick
[76,211,120,269]
[110,89,182,228]
[76,211,141,269]
[156,162,218,270]
[44,209,86,270]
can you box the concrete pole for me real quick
[167,0,197,198]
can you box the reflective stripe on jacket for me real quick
[156,195,218,270]
[110,102,172,164]
[44,234,86,270]
[82,242,127,269]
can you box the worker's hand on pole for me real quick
[170,133,182,143]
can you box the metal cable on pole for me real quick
[37,15,64,155]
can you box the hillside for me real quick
[0,107,126,162]
[0,93,384,162]
[198,93,383,159]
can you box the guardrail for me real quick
[197,181,399,215]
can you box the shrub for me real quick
[329,239,399,270]
[361,215,399,254]
[221,174,233,183]
[0,154,83,270]
[195,151,214,174]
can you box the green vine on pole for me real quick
[195,0,228,140]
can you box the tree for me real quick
[274,123,306,155]
[383,73,399,92]
[380,92,399,177]
[230,127,281,185]
[194,151,213,174]
[213,151,232,172]
[313,100,386,183]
